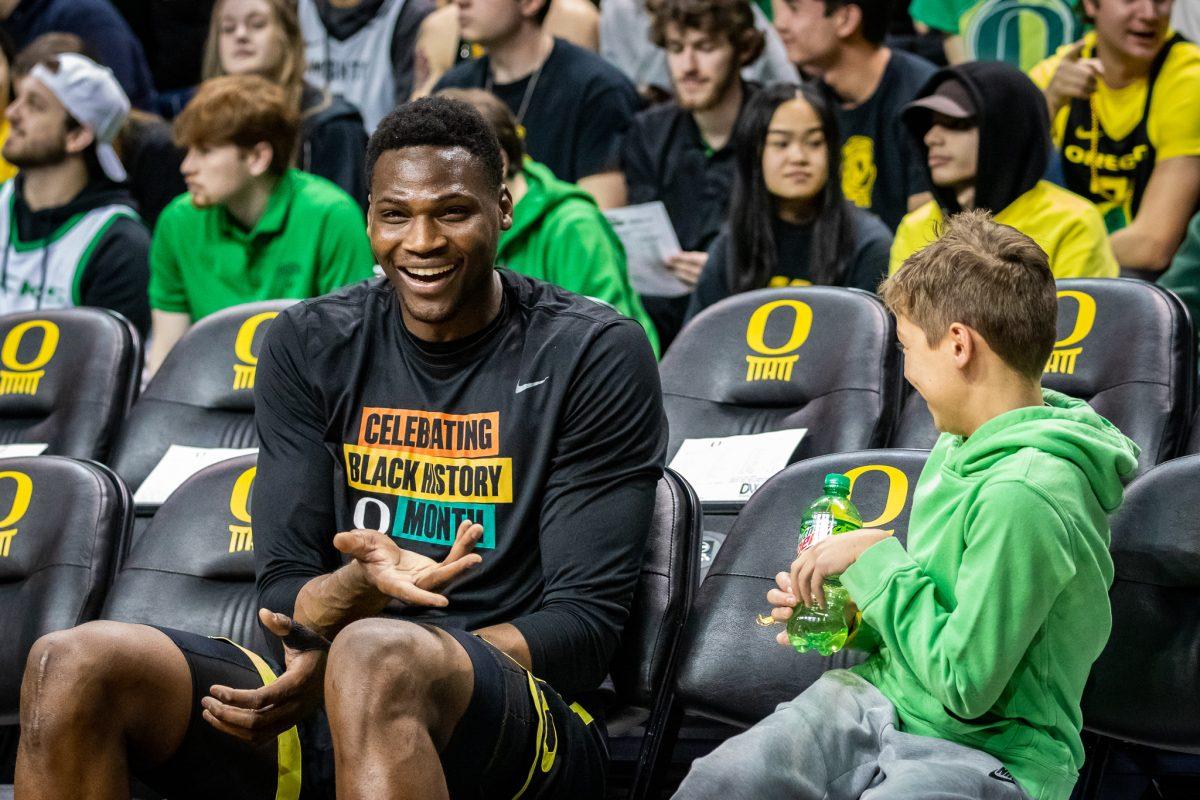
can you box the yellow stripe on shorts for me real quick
[213,637,303,800]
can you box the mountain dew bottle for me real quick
[787,473,862,655]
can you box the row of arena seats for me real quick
[662,278,1197,473]
[0,454,699,797]
[0,446,1196,797]
[0,278,1195,513]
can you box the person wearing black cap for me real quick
[890,62,1118,280]
[0,51,149,334]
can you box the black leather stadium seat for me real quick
[1079,455,1200,782]
[110,301,290,496]
[660,288,901,462]
[0,309,140,461]
[608,469,700,799]
[891,279,1195,470]
[101,454,271,655]
[640,450,928,787]
[1185,404,1200,456]
[0,456,130,725]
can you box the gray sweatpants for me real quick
[674,670,1033,800]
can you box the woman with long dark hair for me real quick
[687,82,891,317]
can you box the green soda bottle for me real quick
[786,473,862,655]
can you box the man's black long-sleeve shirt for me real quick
[253,270,666,695]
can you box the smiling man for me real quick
[146,72,374,377]
[1029,0,1200,271]
[16,96,666,800]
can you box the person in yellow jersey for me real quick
[0,29,18,183]
[1029,0,1200,273]
[891,62,1117,279]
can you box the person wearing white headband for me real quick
[0,51,149,335]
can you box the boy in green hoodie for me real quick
[440,88,660,356]
[675,210,1139,800]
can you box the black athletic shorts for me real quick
[139,625,608,799]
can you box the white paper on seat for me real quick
[668,428,807,503]
[0,443,48,458]
[134,445,258,506]
[603,201,690,298]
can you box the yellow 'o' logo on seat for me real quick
[0,320,59,396]
[843,464,910,535]
[1045,291,1096,376]
[0,470,33,557]
[227,466,256,553]
[231,312,279,391]
[744,300,813,382]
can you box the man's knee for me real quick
[325,620,472,732]
[19,622,132,739]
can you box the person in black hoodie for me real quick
[0,0,156,110]
[891,61,1119,280]
[0,52,149,335]
[204,0,369,208]
[688,82,891,319]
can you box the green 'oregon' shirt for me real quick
[150,169,375,321]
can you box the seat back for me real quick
[610,469,701,711]
[0,456,130,724]
[0,309,140,460]
[661,288,900,462]
[101,455,269,655]
[1081,455,1200,753]
[672,449,929,728]
[110,302,290,493]
[1185,404,1200,456]
[891,279,1195,469]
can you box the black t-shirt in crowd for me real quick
[253,270,666,696]
[434,38,640,182]
[621,82,758,253]
[687,206,892,317]
[825,48,936,231]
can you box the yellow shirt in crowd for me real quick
[889,180,1120,278]
[0,121,17,184]
[1029,30,1200,163]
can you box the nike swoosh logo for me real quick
[515,377,549,394]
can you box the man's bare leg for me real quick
[16,621,193,800]
[324,619,474,800]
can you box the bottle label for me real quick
[797,511,834,555]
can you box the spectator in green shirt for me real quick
[441,87,660,356]
[147,73,374,376]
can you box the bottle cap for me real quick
[824,473,851,494]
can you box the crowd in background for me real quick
[0,0,1196,363]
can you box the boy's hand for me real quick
[766,574,864,647]
[788,528,892,610]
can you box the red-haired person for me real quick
[146,74,374,376]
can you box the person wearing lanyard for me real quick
[433,0,639,209]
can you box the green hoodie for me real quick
[498,160,660,356]
[841,390,1139,800]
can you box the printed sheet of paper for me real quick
[668,429,807,503]
[603,202,691,298]
[134,445,258,506]
[0,443,48,458]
